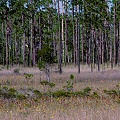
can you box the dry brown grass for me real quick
[0,64,120,120]
[0,97,120,120]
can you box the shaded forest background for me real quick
[0,0,120,73]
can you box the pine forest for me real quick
[0,0,120,73]
[1,1,120,120]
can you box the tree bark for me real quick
[114,3,117,66]
[58,0,62,74]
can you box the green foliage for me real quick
[103,85,120,97]
[73,91,85,97]
[8,88,17,93]
[40,81,55,88]
[48,82,55,88]
[64,74,75,92]
[53,90,72,98]
[34,90,42,97]
[103,89,118,96]
[92,92,100,98]
[0,86,27,99]
[17,94,27,100]
[74,87,92,97]
[63,80,74,92]
[24,73,33,79]
[37,60,46,70]
[40,81,50,86]
[2,86,8,90]
[70,74,74,80]
[7,88,17,98]
[37,45,55,64]
[116,99,120,104]
[83,87,92,96]
[0,87,17,99]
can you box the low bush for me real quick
[34,90,42,97]
[13,68,20,74]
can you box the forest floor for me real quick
[0,64,120,120]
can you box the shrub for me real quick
[34,90,42,97]
[53,90,72,98]
[24,73,33,80]
[70,74,74,80]
[83,87,92,96]
[48,82,55,88]
[63,74,75,92]
[0,87,17,99]
[40,81,49,86]
[103,89,118,96]
[17,94,27,100]
[73,91,84,97]
[13,68,20,74]
[92,92,100,98]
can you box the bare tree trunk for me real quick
[29,0,33,67]
[2,22,5,66]
[114,3,117,66]
[6,22,9,69]
[33,17,36,67]
[72,5,76,66]
[53,0,57,57]
[62,0,65,64]
[91,27,94,72]
[88,31,91,66]
[14,33,17,64]
[65,0,68,64]
[28,21,30,67]
[77,5,80,73]
[118,21,120,66]
[58,0,62,74]
[102,30,105,69]
[22,13,26,67]
[110,23,113,68]
[82,25,84,64]
[96,30,100,71]
[39,15,42,50]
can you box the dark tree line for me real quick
[0,0,120,73]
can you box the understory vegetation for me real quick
[1,67,120,120]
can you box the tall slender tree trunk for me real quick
[118,21,120,66]
[6,21,9,69]
[110,23,113,68]
[53,0,57,57]
[58,0,62,74]
[33,17,36,67]
[22,13,26,67]
[77,5,80,73]
[91,27,94,72]
[82,24,84,64]
[101,31,105,69]
[14,33,17,64]
[29,0,34,67]
[2,22,5,66]
[30,14,33,67]
[39,15,42,50]
[28,20,30,67]
[96,30,100,71]
[72,5,76,66]
[64,0,68,64]
[114,3,117,66]
[62,0,65,64]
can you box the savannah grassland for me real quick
[0,65,120,120]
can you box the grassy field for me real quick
[0,64,120,120]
